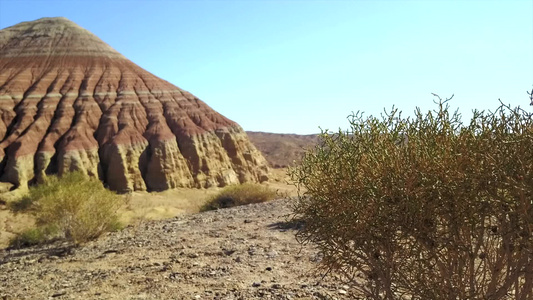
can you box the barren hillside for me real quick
[246,132,319,168]
[0,17,269,192]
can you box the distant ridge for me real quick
[246,131,319,168]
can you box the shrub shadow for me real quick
[0,242,76,266]
[267,219,305,231]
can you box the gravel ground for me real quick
[0,199,359,299]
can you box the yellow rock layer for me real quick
[145,137,194,191]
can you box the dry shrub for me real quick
[9,172,123,247]
[201,183,277,211]
[8,225,58,248]
[290,95,533,300]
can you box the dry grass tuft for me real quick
[201,183,278,211]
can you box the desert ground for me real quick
[0,169,360,300]
[0,168,295,249]
[0,197,360,300]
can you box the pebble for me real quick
[338,289,347,295]
[51,291,66,298]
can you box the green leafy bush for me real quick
[290,95,533,299]
[201,183,277,211]
[9,172,123,247]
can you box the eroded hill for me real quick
[0,17,268,192]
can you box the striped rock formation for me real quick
[0,17,269,192]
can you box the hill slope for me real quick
[0,17,268,191]
[246,132,319,168]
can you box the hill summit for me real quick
[0,17,269,191]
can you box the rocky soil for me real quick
[0,199,359,299]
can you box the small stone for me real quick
[266,251,278,258]
[252,282,261,287]
[51,291,67,298]
[265,267,272,271]
[338,289,347,295]
[222,249,236,256]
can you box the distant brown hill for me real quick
[246,131,319,168]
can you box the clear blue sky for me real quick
[1,0,532,134]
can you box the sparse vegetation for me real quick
[201,183,278,211]
[8,225,58,248]
[9,172,123,247]
[290,95,533,299]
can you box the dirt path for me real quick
[0,199,357,299]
